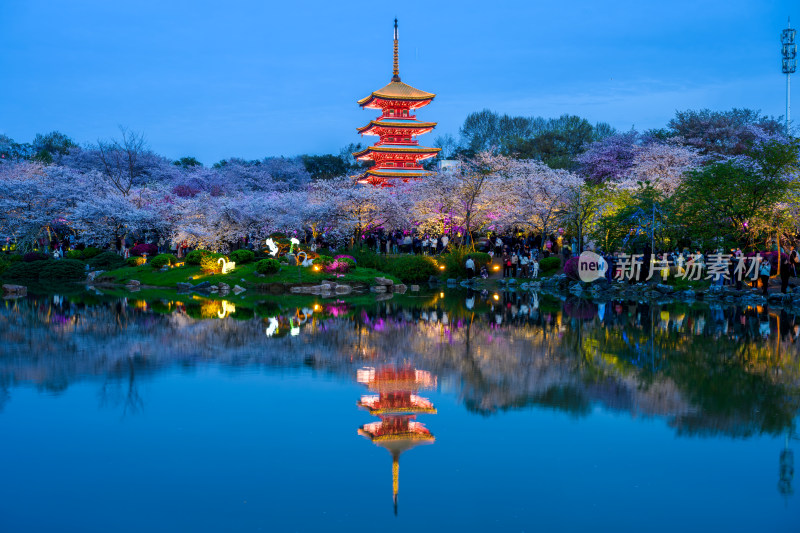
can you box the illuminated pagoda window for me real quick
[353,19,440,186]
[357,365,437,515]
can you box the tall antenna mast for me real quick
[781,17,797,134]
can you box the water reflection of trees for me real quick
[1,292,799,440]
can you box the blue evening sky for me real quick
[0,0,796,164]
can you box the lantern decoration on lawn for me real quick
[353,19,440,186]
[217,257,235,274]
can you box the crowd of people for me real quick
[594,246,800,294]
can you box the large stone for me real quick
[218,282,230,291]
[2,284,26,296]
[655,284,675,294]
[193,281,210,289]
[370,285,388,293]
[392,283,407,294]
[233,285,246,294]
[126,280,141,287]
[374,277,394,286]
[410,285,420,292]
[375,292,394,301]
[335,284,352,295]
[87,270,105,282]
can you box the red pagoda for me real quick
[357,366,437,515]
[353,19,440,186]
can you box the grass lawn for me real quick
[98,262,400,289]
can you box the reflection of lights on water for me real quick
[265,317,279,337]
[217,300,236,319]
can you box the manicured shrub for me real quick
[387,255,437,283]
[441,248,491,278]
[347,248,387,270]
[39,259,86,281]
[80,247,103,259]
[127,256,147,267]
[539,256,562,276]
[87,251,127,270]
[312,255,333,266]
[65,250,84,260]
[8,255,22,263]
[324,258,352,274]
[185,249,221,265]
[471,252,492,266]
[150,253,178,269]
[23,251,50,262]
[337,257,356,270]
[130,243,158,257]
[200,255,222,273]
[256,258,281,275]
[229,249,256,264]
[2,261,44,282]
[0,256,12,276]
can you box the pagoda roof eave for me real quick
[357,81,435,106]
[352,145,441,158]
[354,169,435,183]
[356,120,437,134]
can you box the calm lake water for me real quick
[0,289,798,532]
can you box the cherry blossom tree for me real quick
[502,159,582,244]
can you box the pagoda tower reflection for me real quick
[357,366,437,515]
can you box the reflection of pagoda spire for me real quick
[357,365,436,515]
[779,431,794,500]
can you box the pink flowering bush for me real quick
[324,259,351,274]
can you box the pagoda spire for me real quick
[392,18,401,82]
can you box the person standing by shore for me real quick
[759,257,772,296]
[465,255,475,280]
[502,252,512,278]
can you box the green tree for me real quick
[560,183,606,252]
[32,131,76,156]
[173,156,202,169]
[671,139,800,247]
